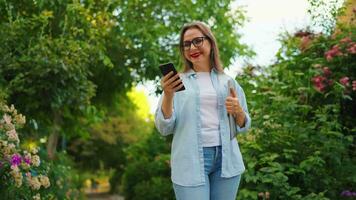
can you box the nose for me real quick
[190,43,198,50]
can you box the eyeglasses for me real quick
[182,36,207,50]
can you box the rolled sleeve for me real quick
[154,95,176,136]
[236,111,251,133]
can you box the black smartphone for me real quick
[159,62,185,92]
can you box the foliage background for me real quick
[0,0,355,199]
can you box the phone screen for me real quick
[159,63,185,92]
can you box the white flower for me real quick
[14,175,23,187]
[3,114,12,124]
[8,143,15,149]
[4,123,15,131]
[29,176,41,190]
[33,193,41,200]
[10,104,15,112]
[7,129,19,143]
[31,155,41,167]
[10,165,19,172]
[31,147,39,155]
[3,146,11,155]
[10,168,22,187]
[39,175,50,188]
[14,114,26,125]
[1,140,8,146]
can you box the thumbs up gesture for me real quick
[225,88,244,118]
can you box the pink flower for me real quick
[339,77,350,86]
[11,154,22,166]
[325,54,333,61]
[325,45,343,61]
[322,67,332,77]
[340,37,352,43]
[347,42,356,54]
[312,75,327,92]
[352,80,356,91]
[327,79,334,86]
[300,36,312,50]
[24,156,31,165]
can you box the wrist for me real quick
[233,110,244,118]
[164,92,174,99]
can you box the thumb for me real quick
[229,88,237,98]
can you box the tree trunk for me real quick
[47,111,61,160]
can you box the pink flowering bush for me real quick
[309,34,356,97]
[0,104,51,199]
[236,26,355,200]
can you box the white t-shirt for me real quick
[196,72,221,147]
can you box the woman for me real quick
[155,21,251,200]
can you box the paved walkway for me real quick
[86,193,124,200]
[84,178,124,200]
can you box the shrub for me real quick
[0,104,52,199]
[236,26,355,200]
[0,103,86,199]
[121,130,174,200]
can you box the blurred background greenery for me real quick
[0,0,355,199]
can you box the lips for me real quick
[190,52,201,58]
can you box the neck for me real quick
[193,60,211,72]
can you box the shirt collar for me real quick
[186,67,218,78]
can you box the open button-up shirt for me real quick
[155,68,251,186]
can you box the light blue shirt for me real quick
[154,68,251,187]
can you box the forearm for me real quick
[234,111,246,127]
[161,93,174,119]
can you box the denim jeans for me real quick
[173,146,241,200]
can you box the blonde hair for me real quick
[179,21,224,73]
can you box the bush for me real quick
[121,130,174,200]
[45,151,86,200]
[0,104,52,199]
[236,26,355,200]
[0,103,86,199]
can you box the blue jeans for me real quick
[173,146,241,200]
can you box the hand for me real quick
[160,71,183,119]
[225,88,243,117]
[160,71,184,97]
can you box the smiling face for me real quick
[183,28,211,68]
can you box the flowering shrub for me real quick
[236,26,355,200]
[0,104,51,199]
[309,34,356,96]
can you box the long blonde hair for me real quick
[179,21,224,73]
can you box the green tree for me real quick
[0,0,113,159]
[0,0,252,159]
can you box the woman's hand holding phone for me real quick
[160,71,184,98]
[160,71,183,119]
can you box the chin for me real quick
[190,57,202,62]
